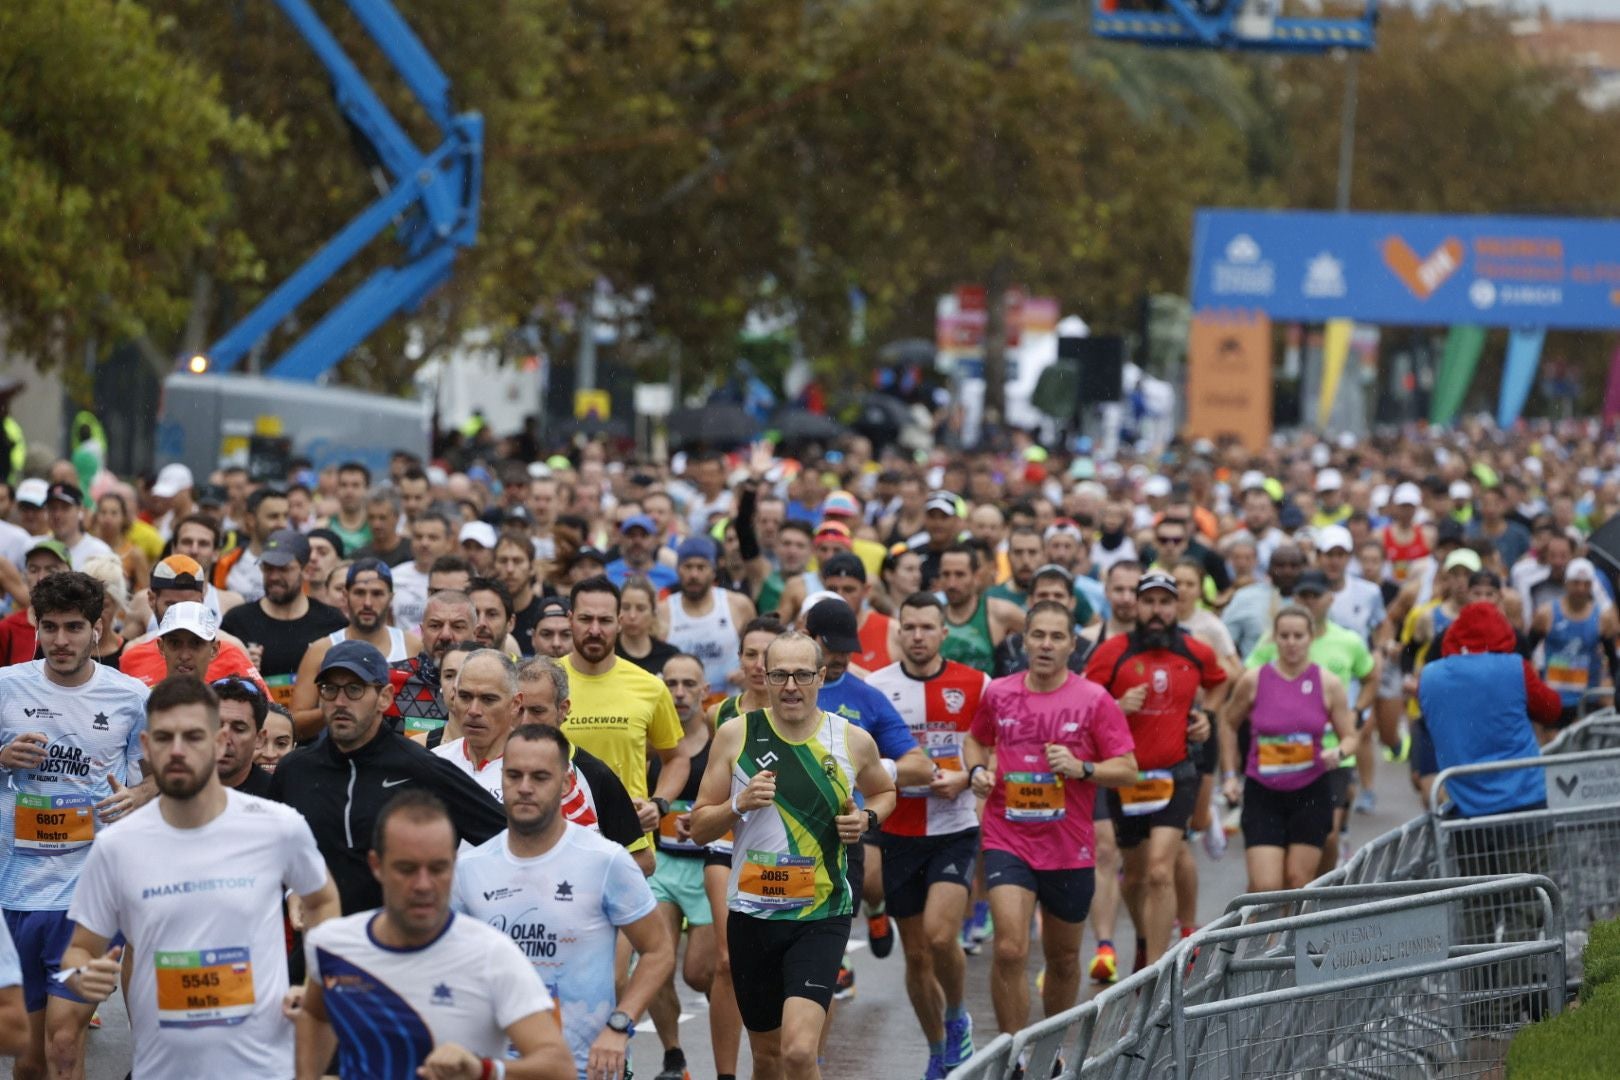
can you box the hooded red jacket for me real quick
[1442,602,1562,726]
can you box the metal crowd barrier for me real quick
[1543,705,1620,754]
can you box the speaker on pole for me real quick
[1059,335,1126,409]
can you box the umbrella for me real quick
[878,338,937,367]
[667,403,758,449]
[554,415,631,440]
[852,392,911,447]
[768,408,847,446]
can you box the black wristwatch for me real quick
[864,808,880,834]
[606,1009,635,1037]
[1080,760,1095,781]
[650,796,670,818]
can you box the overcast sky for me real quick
[1408,0,1620,18]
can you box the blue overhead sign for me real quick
[1190,209,1620,330]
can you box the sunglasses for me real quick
[211,676,263,699]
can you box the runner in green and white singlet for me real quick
[691,631,896,1080]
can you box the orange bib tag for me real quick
[1118,770,1175,817]
[155,948,255,1028]
[1257,734,1316,776]
[658,799,703,853]
[264,675,296,710]
[1004,772,1065,822]
[13,792,94,855]
[737,851,816,909]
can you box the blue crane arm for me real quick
[204,0,481,379]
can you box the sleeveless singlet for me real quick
[667,589,741,691]
[649,732,712,855]
[942,598,995,675]
[1382,525,1431,583]
[727,708,856,921]
[1246,662,1331,792]
[325,625,408,662]
[1543,603,1602,707]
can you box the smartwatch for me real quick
[606,1009,636,1037]
[1080,760,1095,781]
[650,796,671,818]
[864,808,880,835]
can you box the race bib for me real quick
[1004,771,1065,822]
[658,799,703,853]
[404,716,445,737]
[1257,733,1316,776]
[14,792,94,855]
[737,850,816,909]
[1118,770,1175,817]
[901,743,966,798]
[155,947,255,1028]
[1545,661,1590,695]
[263,674,296,710]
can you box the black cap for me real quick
[195,483,228,508]
[45,482,83,507]
[1136,570,1179,598]
[1294,568,1332,595]
[535,596,571,621]
[818,552,866,583]
[805,597,862,654]
[317,640,390,685]
[1278,502,1306,531]
[1436,519,1466,546]
[261,528,311,567]
[307,527,346,558]
[573,546,607,565]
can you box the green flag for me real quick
[1430,325,1487,426]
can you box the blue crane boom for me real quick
[1092,0,1377,53]
[202,0,481,381]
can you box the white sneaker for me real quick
[1202,820,1227,860]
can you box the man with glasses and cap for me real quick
[289,558,420,736]
[607,512,679,591]
[119,555,268,690]
[221,528,348,718]
[269,640,506,915]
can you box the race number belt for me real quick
[13,792,94,855]
[658,799,703,853]
[155,947,255,1028]
[1545,660,1591,695]
[1256,733,1316,776]
[1003,771,1064,822]
[737,850,816,909]
[1118,770,1175,817]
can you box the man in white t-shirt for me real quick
[298,789,571,1080]
[453,724,672,1080]
[60,675,342,1079]
[45,483,113,569]
[433,650,521,800]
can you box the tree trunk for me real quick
[981,257,1013,431]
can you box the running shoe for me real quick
[1201,821,1227,860]
[1383,730,1412,763]
[88,1009,102,1030]
[924,1053,948,1080]
[653,1065,690,1080]
[1088,943,1118,984]
[945,1011,974,1068]
[1353,789,1377,815]
[969,903,993,944]
[835,963,856,1001]
[1035,967,1045,995]
[867,910,895,958]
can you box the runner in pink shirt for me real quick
[964,601,1137,1040]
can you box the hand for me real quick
[0,732,48,770]
[1381,639,1401,659]
[1402,674,1418,696]
[287,893,306,933]
[1044,743,1080,779]
[735,770,777,813]
[930,769,970,800]
[632,798,660,833]
[1320,746,1344,770]
[76,944,123,1003]
[416,1042,482,1080]
[834,797,866,845]
[969,766,993,799]
[674,812,693,842]
[1118,685,1148,713]
[1186,712,1212,744]
[281,985,305,1020]
[588,1027,630,1080]
[246,643,265,669]
[1221,776,1243,806]
[95,775,136,823]
[748,440,775,479]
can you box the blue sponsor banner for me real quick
[1191,209,1620,330]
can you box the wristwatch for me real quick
[864,808,880,834]
[1080,761,1095,781]
[606,1009,636,1037]
[650,796,670,818]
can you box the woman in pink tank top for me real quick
[1218,606,1359,892]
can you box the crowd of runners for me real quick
[0,416,1614,1080]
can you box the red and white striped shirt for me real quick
[868,659,989,837]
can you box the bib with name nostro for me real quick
[13,792,95,855]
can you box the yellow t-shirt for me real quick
[561,655,683,803]
[129,519,165,564]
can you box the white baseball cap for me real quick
[458,521,498,549]
[1315,524,1354,554]
[1392,482,1423,507]
[157,601,218,642]
[1448,479,1473,500]
[15,478,48,508]
[1315,468,1343,493]
[151,463,194,499]
[1143,475,1172,499]
[1566,557,1599,584]
[1371,484,1392,510]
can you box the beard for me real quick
[156,764,210,799]
[1139,618,1174,650]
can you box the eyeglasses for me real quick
[766,669,822,686]
[210,677,263,699]
[316,682,374,701]
[1155,534,1186,545]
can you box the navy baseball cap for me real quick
[318,640,390,685]
[675,536,718,565]
[346,558,394,588]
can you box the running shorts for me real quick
[981,849,1095,925]
[727,912,852,1031]
[1240,773,1336,850]
[878,828,978,920]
